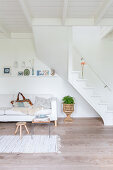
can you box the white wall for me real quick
[72,26,113,87]
[32,26,70,80]
[72,27,113,109]
[0,37,99,117]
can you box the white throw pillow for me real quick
[34,97,51,109]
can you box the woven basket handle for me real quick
[17,92,26,101]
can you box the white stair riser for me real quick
[98,105,107,112]
[73,80,87,87]
[91,97,101,103]
[72,73,80,79]
[76,81,87,87]
[79,75,84,79]
[83,89,94,96]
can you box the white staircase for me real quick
[32,25,113,125]
[69,70,113,125]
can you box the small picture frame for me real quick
[18,71,24,76]
[37,70,44,76]
[3,67,11,75]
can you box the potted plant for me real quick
[62,96,75,122]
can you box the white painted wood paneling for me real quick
[25,0,64,18]
[0,0,31,32]
[104,5,113,18]
[68,0,104,18]
[0,0,113,33]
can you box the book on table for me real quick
[33,115,50,122]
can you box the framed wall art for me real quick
[3,67,11,75]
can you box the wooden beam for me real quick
[62,0,69,25]
[95,0,113,25]
[18,0,32,28]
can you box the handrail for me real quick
[73,44,112,91]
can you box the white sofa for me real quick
[0,94,57,126]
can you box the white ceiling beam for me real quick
[32,18,94,26]
[62,0,69,25]
[95,0,113,25]
[100,26,113,39]
[18,0,32,28]
[32,18,113,26]
[0,23,10,38]
[11,33,33,39]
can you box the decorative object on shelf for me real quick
[32,67,34,76]
[29,59,35,76]
[43,70,49,76]
[37,70,44,76]
[18,71,24,76]
[81,57,85,78]
[3,67,11,75]
[13,61,18,68]
[62,96,74,122]
[24,69,30,76]
[51,69,55,76]
[37,70,49,76]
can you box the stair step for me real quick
[75,79,87,87]
[72,71,81,73]
[83,87,94,89]
[106,110,113,113]
[71,71,81,80]
[98,103,108,112]
[76,79,87,81]
[83,87,95,96]
[91,95,101,103]
[91,95,101,97]
[98,103,108,105]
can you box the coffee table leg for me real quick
[31,123,35,139]
[49,123,50,138]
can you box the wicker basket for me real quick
[63,104,74,113]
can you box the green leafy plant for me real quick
[62,96,74,104]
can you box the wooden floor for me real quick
[0,118,113,170]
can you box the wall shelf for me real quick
[0,75,57,78]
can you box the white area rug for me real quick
[0,135,61,153]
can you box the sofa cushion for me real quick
[5,108,52,116]
[5,109,27,116]
[0,109,5,116]
[34,97,52,109]
[35,109,52,116]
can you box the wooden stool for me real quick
[15,122,29,139]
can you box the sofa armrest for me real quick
[51,99,57,120]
